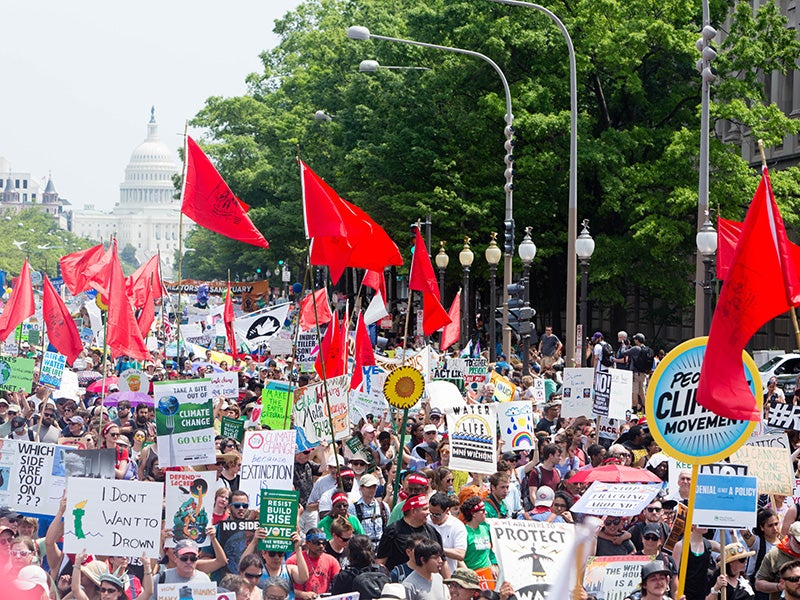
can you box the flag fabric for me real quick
[409,228,451,335]
[43,275,83,365]
[350,311,376,390]
[106,242,150,361]
[698,168,800,421]
[460,340,473,358]
[231,303,291,348]
[59,244,114,296]
[440,291,461,351]
[717,216,800,281]
[0,260,34,342]
[127,255,162,309]
[363,292,389,326]
[224,280,238,361]
[181,136,269,248]
[136,274,157,339]
[315,313,346,380]
[363,269,387,303]
[299,288,332,332]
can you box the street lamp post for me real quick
[696,215,717,336]
[347,25,517,358]
[518,227,537,375]
[486,0,579,365]
[575,220,595,366]
[435,241,449,301]
[485,233,503,361]
[459,237,474,349]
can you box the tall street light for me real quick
[459,237,474,349]
[695,214,717,336]
[518,227,537,374]
[486,0,579,366]
[347,25,517,358]
[485,233,503,361]
[575,219,595,366]
[359,60,431,73]
[435,241,449,301]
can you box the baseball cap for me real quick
[378,583,408,600]
[69,415,85,426]
[6,404,21,413]
[642,523,663,538]
[423,424,437,434]
[0,398,8,406]
[174,538,200,556]
[407,473,429,487]
[789,521,800,543]
[403,494,428,512]
[360,474,380,488]
[443,568,482,590]
[326,454,345,468]
[0,507,21,520]
[534,487,555,507]
[361,423,375,434]
[10,416,26,429]
[429,407,443,417]
[13,565,49,595]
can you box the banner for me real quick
[165,278,270,297]
[490,519,576,599]
[561,368,595,418]
[154,379,216,467]
[731,443,794,495]
[39,351,66,388]
[209,371,238,399]
[694,473,758,529]
[569,482,661,517]
[445,403,497,474]
[293,375,350,446]
[239,429,295,510]
[497,401,535,450]
[220,417,244,443]
[259,489,299,552]
[64,478,163,556]
[261,380,294,430]
[232,304,291,348]
[0,356,35,392]
[583,556,652,600]
[0,440,70,516]
[165,471,217,548]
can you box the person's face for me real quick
[471,505,486,523]
[68,421,83,435]
[408,504,429,525]
[9,541,33,568]
[99,583,123,599]
[117,405,130,418]
[361,484,377,502]
[603,517,623,534]
[41,408,56,427]
[643,572,669,596]
[350,460,367,475]
[306,538,325,558]
[136,407,149,422]
[295,450,311,464]
[429,413,442,426]
[762,515,780,538]
[175,552,198,578]
[332,499,350,517]
[441,473,454,491]
[439,445,450,463]
[230,496,249,519]
[341,476,354,493]
[493,481,510,500]
[642,532,662,551]
[551,498,569,515]
[407,484,426,497]
[423,553,443,574]
[104,426,120,446]
[17,522,36,538]
[241,563,263,588]
[782,567,800,599]
[678,472,692,491]
[215,492,231,511]
[447,583,473,600]
[334,529,353,547]
[264,585,289,600]
[429,505,448,525]
[644,503,663,523]
[379,436,391,451]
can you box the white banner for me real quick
[233,304,291,347]
[209,371,238,399]
[239,429,295,510]
[561,368,595,418]
[497,400,535,450]
[445,403,497,474]
[570,482,661,517]
[0,440,70,516]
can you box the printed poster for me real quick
[220,416,244,443]
[239,429,295,510]
[570,482,661,517]
[293,375,349,446]
[0,356,35,393]
[561,368,594,418]
[497,401,535,450]
[693,473,758,529]
[261,380,294,430]
[39,351,66,388]
[583,556,652,600]
[165,471,217,548]
[157,583,218,600]
[295,331,318,372]
[445,403,497,474]
[490,370,517,402]
[154,379,216,467]
[259,489,299,552]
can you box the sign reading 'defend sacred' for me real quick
[646,337,761,464]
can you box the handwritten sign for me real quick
[446,403,497,474]
[209,371,238,399]
[39,351,66,388]
[119,369,145,393]
[731,444,794,495]
[497,401,535,450]
[259,489,299,552]
[293,375,349,445]
[158,583,218,600]
[240,430,295,510]
[0,356,35,393]
[154,379,216,467]
[561,368,595,418]
[261,380,293,430]
[349,390,389,425]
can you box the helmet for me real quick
[641,560,670,582]
[633,333,646,343]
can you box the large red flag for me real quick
[43,275,83,365]
[350,311,376,391]
[0,260,34,342]
[60,244,113,296]
[315,313,346,380]
[698,168,800,421]
[136,275,157,339]
[362,270,387,303]
[441,291,461,351]
[299,288,332,332]
[717,216,800,281]
[224,281,238,361]
[127,255,162,309]
[409,228,451,335]
[106,242,150,361]
[182,136,269,248]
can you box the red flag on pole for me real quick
[43,275,83,365]
[127,255,162,309]
[716,216,800,281]
[299,288,332,332]
[698,168,800,421]
[60,244,113,296]
[224,281,238,361]
[362,270,387,303]
[0,260,34,342]
[181,136,269,248]
[315,313,346,380]
[106,242,150,360]
[351,311,376,391]
[409,228,451,335]
[136,275,157,339]
[440,291,461,351]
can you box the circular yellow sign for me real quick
[95,294,109,311]
[384,365,425,410]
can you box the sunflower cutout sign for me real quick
[384,365,424,410]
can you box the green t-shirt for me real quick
[484,495,508,519]
[464,521,496,570]
[318,514,364,538]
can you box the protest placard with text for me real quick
[154,379,216,467]
[261,380,293,430]
[0,356,35,392]
[240,429,295,510]
[221,416,244,443]
[349,390,389,425]
[731,443,794,495]
[296,331,318,372]
[165,471,218,548]
[0,440,70,516]
[570,482,661,517]
[209,371,238,399]
[490,370,517,402]
[158,582,218,600]
[293,375,349,445]
[561,368,594,418]
[694,473,758,529]
[446,403,497,474]
[583,556,652,600]
[259,489,299,552]
[39,351,66,388]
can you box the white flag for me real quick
[232,303,291,347]
[363,291,389,325]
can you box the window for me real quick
[22,180,27,189]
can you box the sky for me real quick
[0,1,303,212]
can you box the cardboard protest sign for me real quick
[259,489,299,552]
[165,471,217,548]
[0,356,35,392]
[154,379,216,467]
[747,431,790,449]
[157,582,218,600]
[221,416,244,443]
[497,401,535,450]
[766,403,800,430]
[694,473,758,529]
[561,368,595,418]
[570,482,661,518]
[593,369,631,419]
[239,429,295,510]
[217,518,259,574]
[118,369,145,393]
[261,380,293,430]
[0,440,70,516]
[349,390,389,425]
[583,555,652,600]
[64,478,163,556]
[490,519,576,599]
[663,501,688,553]
[293,375,349,445]
[209,371,238,399]
[39,351,66,388]
[446,404,497,474]
[731,444,794,495]
[490,370,517,402]
[296,331,318,372]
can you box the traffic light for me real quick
[507,281,525,310]
[501,280,534,335]
[503,219,514,255]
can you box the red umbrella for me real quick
[568,464,663,484]
[86,377,119,394]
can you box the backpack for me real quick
[600,342,615,367]
[521,465,544,512]
[633,346,654,373]
[351,565,391,600]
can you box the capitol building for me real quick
[70,108,191,279]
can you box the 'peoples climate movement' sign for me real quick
[646,337,761,464]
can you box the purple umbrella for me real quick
[103,391,154,407]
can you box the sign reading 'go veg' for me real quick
[645,337,761,465]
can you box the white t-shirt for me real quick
[429,514,468,574]
[594,342,609,373]
[318,482,361,513]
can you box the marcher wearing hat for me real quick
[377,582,409,600]
[706,543,756,599]
[388,472,431,525]
[12,565,51,600]
[628,498,671,553]
[634,523,677,593]
[444,568,482,600]
[307,456,353,524]
[151,538,211,597]
[376,494,443,571]
[318,489,365,539]
[8,415,34,441]
[591,331,612,373]
[287,528,341,597]
[351,473,390,550]
[319,467,362,515]
[71,549,154,600]
[624,560,685,600]
[755,520,800,599]
[460,496,497,587]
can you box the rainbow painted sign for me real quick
[497,400,535,451]
[646,337,761,465]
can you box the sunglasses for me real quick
[430,415,441,420]
[107,432,120,438]
[783,576,800,583]
[231,502,249,509]
[267,551,283,557]
[179,555,198,563]
[646,507,662,512]
[10,549,31,557]
[243,571,262,580]
[100,587,119,594]
[643,534,661,542]
[338,535,352,542]
[307,540,325,546]
[43,413,56,418]
[429,511,447,519]
[607,518,622,526]
[350,461,367,466]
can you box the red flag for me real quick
[182,136,269,248]
[441,291,461,351]
[350,311,376,391]
[106,242,150,361]
[299,289,332,332]
[224,281,238,361]
[315,313,346,379]
[698,168,800,421]
[409,228,451,335]
[43,275,83,364]
[717,216,800,281]
[60,244,113,296]
[301,160,348,239]
[127,255,162,309]
[136,275,157,339]
[0,260,34,342]
[362,270,387,303]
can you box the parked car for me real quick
[758,353,800,387]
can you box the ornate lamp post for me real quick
[695,215,717,335]
[485,233,503,361]
[459,237,474,349]
[435,241,449,301]
[517,227,537,374]
[575,220,596,366]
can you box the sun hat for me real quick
[13,565,50,594]
[719,542,755,564]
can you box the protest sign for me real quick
[61,448,115,479]
[261,380,294,430]
[497,401,535,450]
[293,375,349,445]
[296,331,318,372]
[583,556,652,600]
[363,365,388,398]
[0,356,35,392]
[490,519,576,599]
[239,429,295,510]
[221,416,244,443]
[119,369,145,393]
[592,370,612,416]
[666,457,693,500]
[446,403,497,474]
[570,482,661,517]
[0,440,70,516]
[663,501,688,553]
[694,473,758,529]
[233,303,291,347]
[731,444,794,495]
[747,431,790,449]
[767,403,800,430]
[326,594,360,600]
[349,390,389,425]
[531,378,546,404]
[699,463,749,476]
[39,351,66,388]
[64,478,163,556]
[217,518,259,574]
[344,436,375,469]
[463,357,489,389]
[165,471,217,548]
[592,370,631,420]
[434,359,465,381]
[597,417,621,442]
[490,371,517,402]
[157,582,218,600]
[561,368,594,418]
[209,371,238,399]
[259,489,299,552]
[154,379,216,467]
